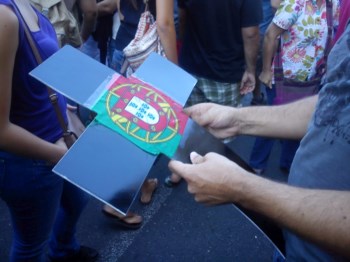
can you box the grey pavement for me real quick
[0,94,290,261]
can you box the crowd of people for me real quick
[0,0,349,261]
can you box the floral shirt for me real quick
[273,0,339,81]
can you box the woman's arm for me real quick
[156,0,178,64]
[97,0,118,17]
[259,22,285,88]
[271,0,282,9]
[0,6,66,164]
[77,0,97,42]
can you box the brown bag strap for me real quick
[13,1,70,136]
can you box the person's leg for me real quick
[110,49,125,74]
[0,153,63,262]
[107,38,117,69]
[79,36,100,62]
[215,81,242,107]
[249,137,275,173]
[76,36,102,126]
[279,139,300,174]
[48,181,90,259]
[251,80,266,105]
[140,178,158,204]
[185,78,209,107]
[252,1,274,105]
[191,77,243,108]
[249,85,276,173]
[251,36,265,105]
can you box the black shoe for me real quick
[49,246,99,262]
[250,93,266,106]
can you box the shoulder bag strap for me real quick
[273,38,284,83]
[12,1,70,136]
[319,0,333,74]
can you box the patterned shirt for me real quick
[273,0,339,81]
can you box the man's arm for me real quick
[240,26,260,94]
[238,95,317,139]
[185,95,317,140]
[77,0,97,42]
[169,152,350,259]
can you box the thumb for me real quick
[168,160,189,180]
[190,151,205,165]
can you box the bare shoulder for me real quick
[0,4,19,62]
[0,4,19,35]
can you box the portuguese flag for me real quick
[92,76,188,158]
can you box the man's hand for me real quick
[184,103,241,139]
[169,152,350,259]
[168,152,250,205]
[240,70,255,95]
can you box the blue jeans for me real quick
[249,86,300,171]
[108,39,125,74]
[80,36,100,62]
[0,151,89,261]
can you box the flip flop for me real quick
[101,209,143,230]
[140,178,158,204]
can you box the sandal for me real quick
[102,205,142,230]
[140,178,158,204]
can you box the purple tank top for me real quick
[1,0,67,143]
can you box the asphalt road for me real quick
[0,95,290,261]
[0,133,289,261]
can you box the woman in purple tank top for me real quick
[0,1,98,261]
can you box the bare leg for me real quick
[140,178,158,204]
